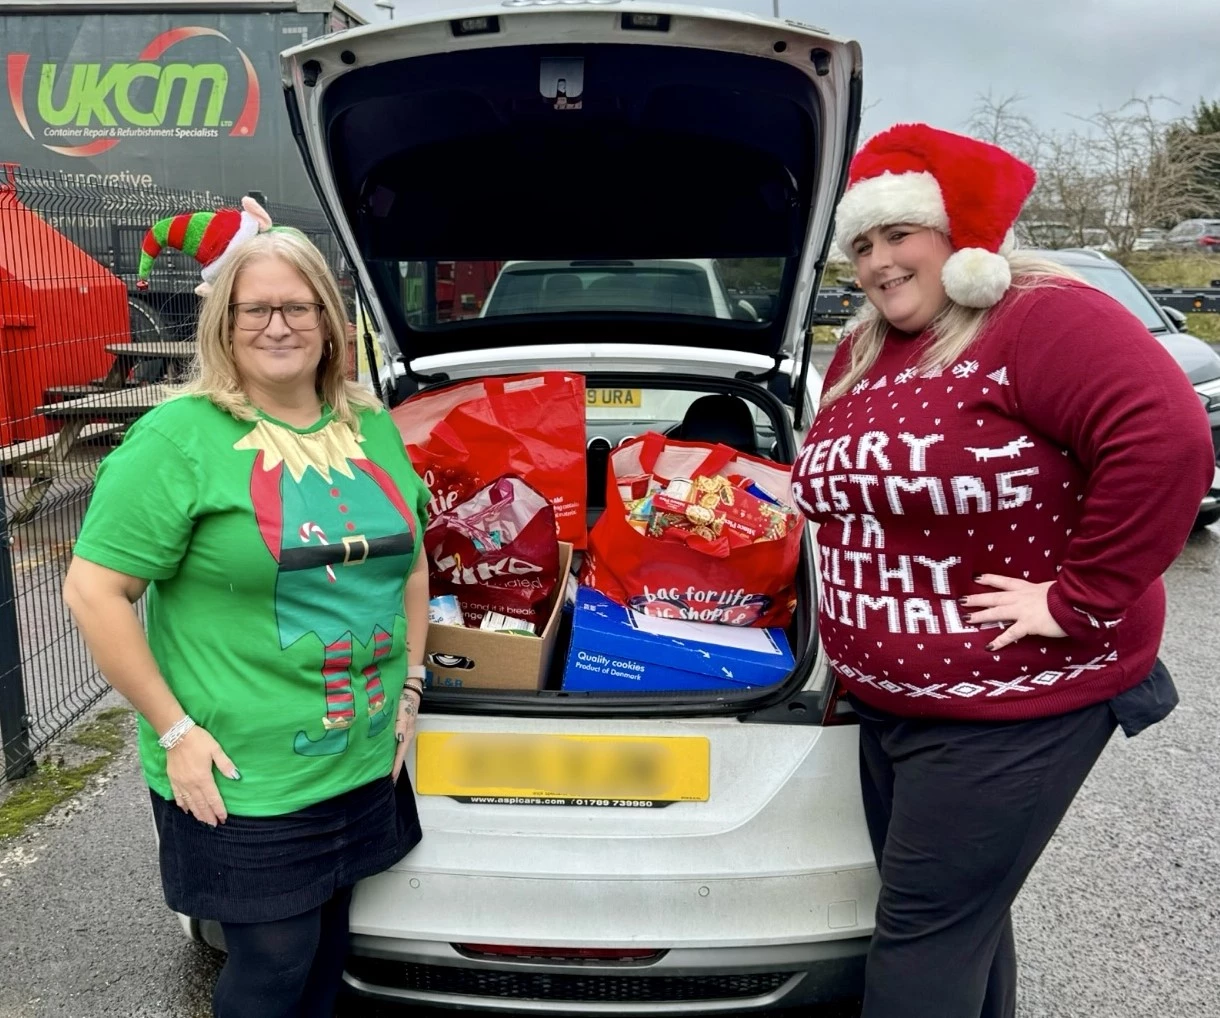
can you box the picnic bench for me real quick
[3,340,194,523]
[101,342,196,387]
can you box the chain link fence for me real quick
[0,163,351,781]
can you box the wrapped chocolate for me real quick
[645,474,797,547]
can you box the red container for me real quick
[0,179,127,444]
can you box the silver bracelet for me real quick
[158,715,195,751]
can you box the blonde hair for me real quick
[821,251,1083,406]
[176,230,380,427]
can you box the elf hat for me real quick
[834,123,1037,309]
[135,196,269,292]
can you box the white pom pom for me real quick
[942,248,1011,308]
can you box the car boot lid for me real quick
[281,1,861,380]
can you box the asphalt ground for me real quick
[1,520,1218,1018]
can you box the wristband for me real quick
[407,665,427,681]
[158,715,196,751]
[402,684,423,699]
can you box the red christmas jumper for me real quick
[792,281,1215,720]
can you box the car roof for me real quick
[1028,247,1119,266]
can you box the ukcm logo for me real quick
[5,26,260,158]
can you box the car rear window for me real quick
[487,265,718,318]
[388,257,783,326]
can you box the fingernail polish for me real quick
[229,768,241,781]
[396,733,405,744]
[973,574,983,582]
[986,642,998,652]
[958,597,970,605]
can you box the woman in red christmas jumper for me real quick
[791,123,1214,1018]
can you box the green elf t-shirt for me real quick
[73,395,430,816]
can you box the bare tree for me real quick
[1073,98,1220,254]
[966,90,1042,166]
[1025,129,1104,249]
[967,93,1220,256]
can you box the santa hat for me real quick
[834,123,1037,309]
[135,202,264,292]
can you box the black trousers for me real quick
[214,885,354,1018]
[852,697,1118,1018]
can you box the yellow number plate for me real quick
[415,733,709,806]
[586,388,643,409]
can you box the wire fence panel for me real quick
[0,163,350,780]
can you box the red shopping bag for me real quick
[580,432,804,628]
[392,372,587,548]
[425,476,560,630]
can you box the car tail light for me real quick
[1199,234,1220,247]
[456,944,664,963]
[821,673,859,726]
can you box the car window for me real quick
[387,258,783,326]
[1168,222,1202,239]
[1070,264,1166,331]
[488,265,719,318]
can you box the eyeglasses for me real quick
[229,302,325,331]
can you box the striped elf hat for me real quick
[135,206,261,291]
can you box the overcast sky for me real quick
[344,0,1220,139]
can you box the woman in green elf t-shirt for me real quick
[63,228,431,1018]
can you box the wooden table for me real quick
[5,340,194,524]
[101,342,197,386]
[7,383,174,524]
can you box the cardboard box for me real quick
[562,587,794,693]
[424,542,573,691]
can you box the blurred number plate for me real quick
[416,733,709,807]
[586,388,643,408]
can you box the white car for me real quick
[186,3,876,1012]
[479,258,762,321]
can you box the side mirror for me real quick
[734,298,761,322]
[1160,305,1189,331]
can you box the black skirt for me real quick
[150,773,422,924]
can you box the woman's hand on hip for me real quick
[165,726,239,827]
[961,575,1068,652]
[392,687,420,782]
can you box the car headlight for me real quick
[1196,377,1220,413]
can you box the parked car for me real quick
[1163,219,1220,255]
[1131,228,1167,252]
[479,258,766,321]
[181,5,871,1014]
[1041,248,1220,528]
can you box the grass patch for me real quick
[1123,254,1220,289]
[0,707,131,841]
[1186,314,1220,342]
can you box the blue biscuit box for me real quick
[563,587,794,692]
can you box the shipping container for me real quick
[0,0,365,207]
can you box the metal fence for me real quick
[0,164,350,781]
